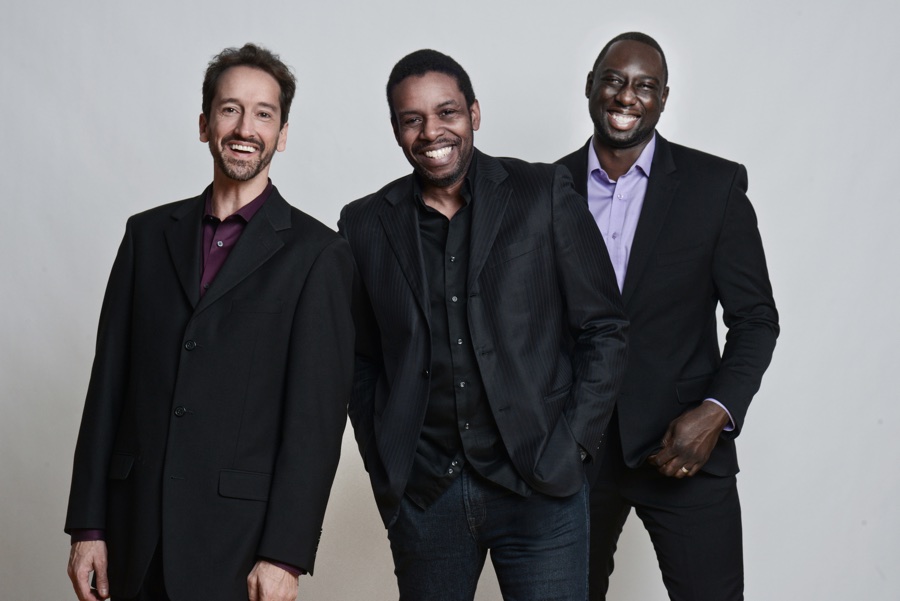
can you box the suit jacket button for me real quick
[174,406,186,417]
[184,340,197,351]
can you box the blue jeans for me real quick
[388,467,588,601]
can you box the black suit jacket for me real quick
[339,150,628,526]
[65,188,355,601]
[556,135,779,476]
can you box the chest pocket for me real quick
[484,236,541,269]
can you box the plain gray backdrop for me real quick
[2,1,897,599]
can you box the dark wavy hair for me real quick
[202,43,296,128]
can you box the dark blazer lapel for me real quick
[166,195,205,309]
[378,179,430,322]
[195,189,289,314]
[568,140,591,199]
[468,151,511,289]
[621,134,680,305]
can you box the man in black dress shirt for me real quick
[339,49,628,600]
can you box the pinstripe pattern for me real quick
[340,150,628,527]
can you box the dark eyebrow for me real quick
[216,98,280,114]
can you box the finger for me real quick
[67,556,93,601]
[248,574,259,601]
[94,561,110,599]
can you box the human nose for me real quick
[420,115,443,141]
[234,113,254,138]
[615,83,637,106]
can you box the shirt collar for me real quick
[203,179,274,223]
[587,133,657,183]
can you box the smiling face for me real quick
[391,71,480,190]
[586,40,668,151]
[199,65,288,183]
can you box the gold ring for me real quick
[680,466,690,474]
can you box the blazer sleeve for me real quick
[550,165,629,458]
[65,221,136,532]
[337,208,383,471]
[254,238,355,575]
[707,165,779,436]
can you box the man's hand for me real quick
[67,540,109,600]
[247,560,300,601]
[647,401,730,478]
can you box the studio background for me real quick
[2,1,896,599]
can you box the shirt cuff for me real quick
[260,558,306,577]
[704,398,734,431]
[70,529,105,544]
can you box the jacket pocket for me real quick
[107,452,135,480]
[218,469,272,502]
[485,236,541,268]
[675,374,714,404]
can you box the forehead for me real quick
[392,71,465,112]
[598,40,665,79]
[213,65,281,106]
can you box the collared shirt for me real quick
[200,180,273,296]
[405,157,529,509]
[586,134,656,292]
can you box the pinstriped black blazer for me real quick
[340,150,628,526]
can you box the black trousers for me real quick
[588,422,744,601]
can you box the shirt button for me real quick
[184,340,197,351]
[451,460,459,467]
[422,369,430,377]
[459,381,466,388]
[217,240,224,247]
[457,338,463,345]
[617,194,623,200]
[611,232,619,240]
[464,422,470,430]
[451,296,458,302]
[174,406,186,417]
[448,468,454,475]
[450,256,456,262]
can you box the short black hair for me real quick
[386,49,476,122]
[202,43,296,128]
[592,32,668,85]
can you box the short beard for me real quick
[412,139,473,189]
[210,137,275,182]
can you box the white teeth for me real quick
[610,113,638,125]
[424,147,452,159]
[230,144,256,152]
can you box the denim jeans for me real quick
[388,467,588,601]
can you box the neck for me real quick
[208,168,270,219]
[422,180,465,219]
[592,134,652,181]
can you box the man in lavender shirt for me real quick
[556,32,779,600]
[64,44,355,601]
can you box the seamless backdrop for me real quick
[1,1,897,599]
